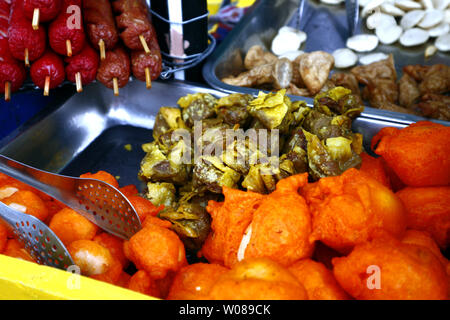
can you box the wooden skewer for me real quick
[145,67,151,89]
[24,48,29,67]
[113,77,119,96]
[139,35,150,54]
[98,39,106,60]
[75,72,83,93]
[4,81,11,102]
[66,39,72,57]
[44,76,50,96]
[32,8,40,30]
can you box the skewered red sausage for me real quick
[48,0,85,56]
[23,0,62,23]
[96,46,130,90]
[30,50,65,93]
[65,43,99,86]
[0,1,26,98]
[8,0,46,64]
[112,0,157,51]
[83,0,118,52]
[131,36,162,82]
[0,40,27,96]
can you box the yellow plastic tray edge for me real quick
[0,255,157,300]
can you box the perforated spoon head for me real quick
[73,178,142,240]
[0,202,74,270]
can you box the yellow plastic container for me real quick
[0,255,155,300]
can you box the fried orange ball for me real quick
[80,171,119,189]
[127,195,163,222]
[49,208,99,246]
[200,187,264,267]
[401,230,448,267]
[2,190,49,222]
[396,186,450,249]
[115,271,132,289]
[124,223,187,279]
[359,152,391,189]
[0,223,7,253]
[372,121,450,187]
[242,173,314,266]
[302,168,406,253]
[3,239,35,262]
[167,263,229,300]
[68,240,115,277]
[93,232,128,269]
[119,185,139,198]
[332,235,448,300]
[288,259,349,300]
[127,270,161,298]
[141,215,172,229]
[208,258,308,300]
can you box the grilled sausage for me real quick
[30,50,65,94]
[8,0,46,64]
[65,43,99,86]
[112,0,157,51]
[96,46,130,90]
[48,0,85,56]
[82,0,119,52]
[23,0,62,23]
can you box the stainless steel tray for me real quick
[0,79,422,193]
[202,0,450,124]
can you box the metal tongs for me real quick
[0,155,142,270]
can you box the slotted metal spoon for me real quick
[0,155,142,269]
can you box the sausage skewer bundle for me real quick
[65,43,99,92]
[49,0,85,57]
[1,1,26,101]
[23,0,62,30]
[112,0,161,89]
[8,0,46,66]
[82,0,119,61]
[96,46,130,96]
[112,0,156,55]
[131,36,162,90]
[30,50,65,96]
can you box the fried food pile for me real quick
[0,120,449,300]
[138,87,364,251]
[222,45,450,121]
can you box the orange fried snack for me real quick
[119,185,139,198]
[80,171,119,189]
[208,258,308,300]
[401,230,448,267]
[359,152,391,189]
[0,223,8,253]
[2,190,49,222]
[93,232,128,269]
[396,186,450,249]
[116,271,132,289]
[288,259,349,300]
[49,208,99,246]
[332,235,448,300]
[3,239,35,262]
[127,195,163,222]
[123,223,187,279]
[68,240,115,277]
[167,263,229,300]
[127,270,161,298]
[200,187,264,267]
[372,121,450,187]
[141,215,172,229]
[302,168,406,253]
[242,173,314,266]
